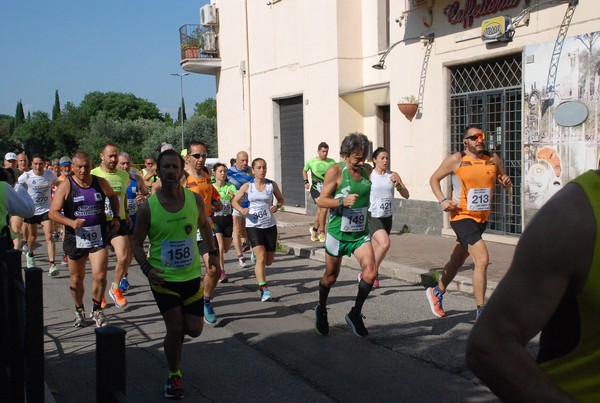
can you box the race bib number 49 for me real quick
[467,188,491,211]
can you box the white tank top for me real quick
[246,180,277,228]
[19,170,59,215]
[369,170,394,218]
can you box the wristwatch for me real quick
[338,197,344,207]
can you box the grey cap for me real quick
[59,156,72,166]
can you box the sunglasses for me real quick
[464,132,485,141]
[190,153,208,159]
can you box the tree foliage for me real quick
[5,91,217,164]
[52,90,61,121]
[195,98,216,118]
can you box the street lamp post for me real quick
[171,72,190,151]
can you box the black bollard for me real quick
[25,267,44,402]
[5,245,26,402]
[96,325,127,402]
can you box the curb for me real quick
[280,240,499,297]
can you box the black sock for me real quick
[318,281,331,308]
[92,298,101,311]
[354,278,374,313]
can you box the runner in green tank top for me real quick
[314,132,377,338]
[132,149,221,399]
[467,170,600,402]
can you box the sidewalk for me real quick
[275,210,517,296]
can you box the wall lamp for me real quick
[372,34,435,70]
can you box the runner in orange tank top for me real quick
[427,124,511,320]
[185,140,223,325]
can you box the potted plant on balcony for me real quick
[181,28,204,59]
[397,95,419,122]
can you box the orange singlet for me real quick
[185,170,220,216]
[450,151,497,223]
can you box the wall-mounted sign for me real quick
[444,0,521,29]
[554,101,589,127]
[481,16,513,43]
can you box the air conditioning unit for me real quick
[202,31,218,53]
[200,4,218,26]
[407,0,430,9]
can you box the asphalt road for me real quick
[38,244,504,402]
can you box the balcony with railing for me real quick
[179,24,221,75]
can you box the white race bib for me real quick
[316,182,323,192]
[249,205,272,226]
[161,238,194,269]
[75,225,103,248]
[127,198,138,216]
[467,188,491,211]
[374,197,392,217]
[341,207,368,232]
[215,200,232,216]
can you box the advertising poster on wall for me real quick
[524,32,599,210]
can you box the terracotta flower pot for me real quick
[183,47,199,59]
[397,102,419,121]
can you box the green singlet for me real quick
[147,188,202,282]
[304,157,336,191]
[91,167,129,219]
[326,162,371,242]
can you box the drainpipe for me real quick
[244,0,253,155]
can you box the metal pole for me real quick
[171,72,190,151]
[180,75,185,151]
[25,267,44,402]
[96,325,127,402]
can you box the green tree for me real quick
[176,98,187,124]
[79,91,162,124]
[195,98,216,118]
[185,114,217,156]
[52,89,61,121]
[12,111,53,156]
[15,100,25,127]
[0,114,17,152]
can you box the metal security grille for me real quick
[450,56,523,235]
[279,96,305,208]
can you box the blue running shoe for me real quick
[204,303,217,324]
[119,277,130,293]
[260,288,272,302]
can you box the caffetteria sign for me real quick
[481,16,513,43]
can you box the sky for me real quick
[0,0,215,118]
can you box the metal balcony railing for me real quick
[179,24,219,60]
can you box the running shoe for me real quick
[260,288,272,302]
[314,304,329,336]
[204,303,217,325]
[242,242,250,252]
[476,305,484,321]
[52,232,60,242]
[48,264,60,277]
[101,296,107,310]
[219,270,229,283]
[22,243,28,255]
[74,308,87,328]
[238,257,247,268]
[165,375,184,399]
[26,253,36,268]
[61,254,68,267]
[119,277,131,293]
[345,307,368,337]
[250,250,256,264]
[109,286,127,308]
[425,287,446,318]
[318,232,326,242]
[91,309,108,328]
[357,272,380,289]
[309,227,319,242]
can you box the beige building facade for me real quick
[181,0,599,242]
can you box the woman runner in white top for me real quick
[232,158,284,302]
[362,147,409,288]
